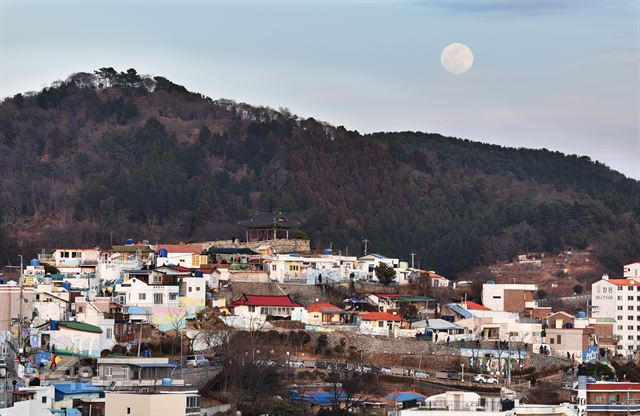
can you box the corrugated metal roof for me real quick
[446,303,473,319]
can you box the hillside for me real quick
[0,68,638,278]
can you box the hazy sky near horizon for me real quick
[1,0,639,179]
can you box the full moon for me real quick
[441,43,474,75]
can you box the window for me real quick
[618,316,624,320]
[248,305,256,313]
[154,293,163,305]
[260,307,267,315]
[557,335,562,344]
[378,321,385,327]
[550,338,554,344]
[186,396,200,408]
[106,328,113,339]
[629,306,634,310]
[105,367,113,376]
[619,325,623,330]
[629,336,634,340]
[629,326,634,330]
[42,396,47,404]
[169,293,178,301]
[189,287,193,292]
[493,296,501,299]
[619,287,623,291]
[629,296,634,301]
[139,293,146,300]
[196,287,200,291]
[127,408,131,415]
[630,316,634,320]
[608,393,620,404]
[618,306,623,310]
[272,265,277,271]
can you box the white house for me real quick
[114,277,179,308]
[75,298,116,353]
[155,244,207,269]
[356,311,402,337]
[357,254,400,281]
[38,248,100,275]
[178,276,207,317]
[265,253,359,283]
[0,386,55,416]
[38,321,104,358]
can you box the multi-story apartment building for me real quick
[591,274,640,357]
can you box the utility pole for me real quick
[410,253,416,269]
[362,239,369,256]
[18,255,24,354]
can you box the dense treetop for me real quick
[1,68,638,277]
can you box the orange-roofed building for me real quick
[305,302,348,325]
[357,311,402,337]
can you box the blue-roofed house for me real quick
[384,391,428,409]
[53,382,104,402]
[290,389,348,412]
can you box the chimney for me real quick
[602,274,609,281]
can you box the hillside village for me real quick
[0,212,639,416]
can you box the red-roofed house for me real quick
[464,301,490,311]
[357,311,402,337]
[305,302,347,325]
[229,294,304,319]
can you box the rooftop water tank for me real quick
[486,280,496,285]
[195,271,203,277]
[30,259,40,266]
[50,320,59,331]
[158,248,169,258]
[577,311,586,319]
[161,378,172,386]
[323,249,333,255]
[125,239,135,246]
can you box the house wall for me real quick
[0,286,35,331]
[624,263,640,278]
[43,328,102,357]
[105,392,199,416]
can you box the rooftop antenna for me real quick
[410,252,416,269]
[362,239,369,256]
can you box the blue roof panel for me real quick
[446,303,473,319]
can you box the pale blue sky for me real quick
[1,0,638,178]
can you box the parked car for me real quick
[185,355,209,368]
[414,371,430,379]
[335,362,348,370]
[255,359,277,367]
[0,358,6,368]
[315,361,328,369]
[359,365,373,373]
[380,367,392,375]
[287,361,305,368]
[474,374,499,384]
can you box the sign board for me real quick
[582,345,599,363]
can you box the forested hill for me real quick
[1,68,638,277]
